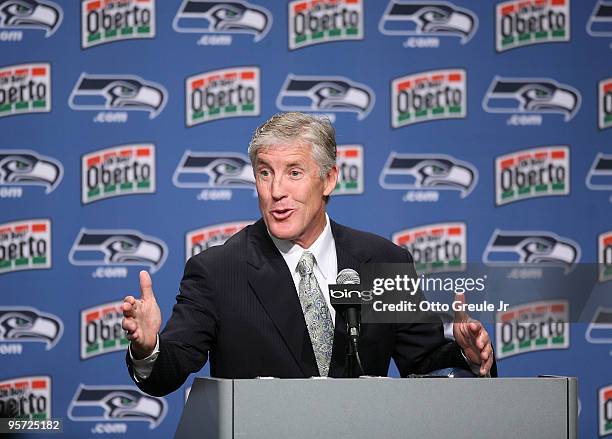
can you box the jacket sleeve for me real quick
[390,249,497,376]
[127,254,219,396]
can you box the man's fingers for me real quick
[453,293,468,323]
[122,318,137,333]
[122,301,134,316]
[139,270,155,301]
[460,324,473,344]
[126,331,140,342]
[469,321,482,334]
[122,317,140,342]
[481,343,493,361]
[480,354,494,376]
[476,328,490,349]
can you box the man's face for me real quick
[254,142,338,248]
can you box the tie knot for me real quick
[297,251,315,276]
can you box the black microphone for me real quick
[329,268,364,377]
[334,268,361,343]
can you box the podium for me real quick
[175,377,577,439]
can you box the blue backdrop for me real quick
[1,0,611,437]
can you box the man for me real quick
[122,112,494,397]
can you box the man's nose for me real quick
[271,174,287,200]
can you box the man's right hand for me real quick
[122,270,162,360]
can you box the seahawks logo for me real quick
[172,151,255,189]
[379,153,477,198]
[378,0,478,43]
[587,0,612,37]
[68,229,168,273]
[483,230,580,271]
[585,307,612,344]
[482,77,581,121]
[586,153,612,191]
[0,150,62,193]
[68,73,167,119]
[173,0,271,41]
[0,306,63,349]
[276,74,374,120]
[68,385,167,428]
[0,0,63,36]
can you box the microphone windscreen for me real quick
[336,268,360,285]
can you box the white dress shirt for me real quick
[269,213,338,324]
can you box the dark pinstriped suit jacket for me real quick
[128,218,479,397]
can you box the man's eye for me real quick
[259,169,270,177]
[290,170,302,178]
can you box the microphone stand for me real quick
[344,308,364,378]
[346,328,357,378]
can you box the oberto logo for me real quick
[69,229,167,273]
[81,144,155,204]
[0,63,51,118]
[81,301,128,360]
[289,0,363,50]
[600,231,612,282]
[0,219,51,274]
[81,0,155,49]
[0,376,52,418]
[392,222,466,273]
[379,1,478,45]
[600,77,612,130]
[173,0,271,44]
[334,145,363,195]
[599,385,612,437]
[391,69,466,127]
[0,0,62,37]
[186,67,260,126]
[186,221,252,261]
[495,146,569,206]
[482,76,581,122]
[277,74,374,120]
[496,300,569,359]
[496,0,570,52]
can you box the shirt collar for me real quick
[270,214,334,280]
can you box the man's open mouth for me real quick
[270,208,295,220]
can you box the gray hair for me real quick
[248,112,336,179]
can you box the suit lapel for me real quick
[246,220,319,377]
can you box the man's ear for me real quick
[323,165,338,197]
